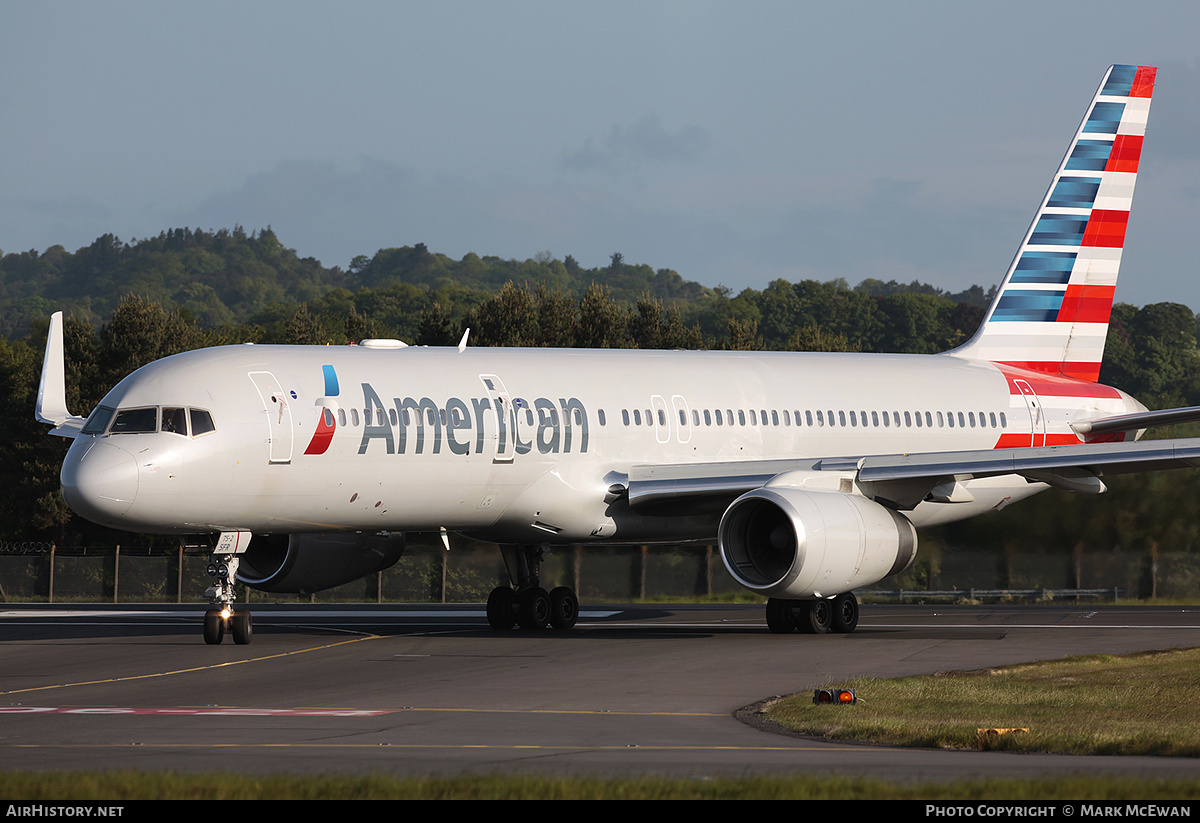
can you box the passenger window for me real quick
[110,407,157,434]
[189,408,216,436]
[598,409,607,426]
[161,407,188,436]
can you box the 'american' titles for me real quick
[356,383,589,456]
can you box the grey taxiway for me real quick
[1,603,1197,781]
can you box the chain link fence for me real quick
[0,537,1196,603]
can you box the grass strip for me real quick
[765,647,1200,756]
[0,772,1197,800]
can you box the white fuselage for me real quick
[60,344,1143,543]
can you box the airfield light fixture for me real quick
[813,688,857,705]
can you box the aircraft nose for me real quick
[61,440,140,524]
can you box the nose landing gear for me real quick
[198,532,254,645]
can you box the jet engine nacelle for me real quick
[718,488,916,599]
[237,532,406,594]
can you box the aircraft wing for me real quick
[625,438,1200,511]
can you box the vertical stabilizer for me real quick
[952,65,1156,381]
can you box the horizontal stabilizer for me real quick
[1072,405,1200,434]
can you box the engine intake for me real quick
[718,488,915,599]
[238,532,406,594]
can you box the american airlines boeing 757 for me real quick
[36,65,1200,643]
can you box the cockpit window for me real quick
[161,407,188,436]
[82,406,116,435]
[110,407,158,434]
[190,408,216,436]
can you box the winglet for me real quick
[36,312,84,437]
[458,328,470,353]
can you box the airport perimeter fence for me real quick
[0,537,1197,603]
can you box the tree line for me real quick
[1,228,1199,566]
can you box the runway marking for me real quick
[0,742,886,753]
[859,623,1200,629]
[0,705,724,718]
[0,707,393,716]
[0,609,623,619]
[0,635,386,697]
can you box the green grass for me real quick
[765,647,1200,756]
[0,772,1197,800]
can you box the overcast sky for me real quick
[3,1,1199,308]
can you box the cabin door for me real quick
[249,371,294,464]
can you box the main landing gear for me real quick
[486,544,579,631]
[203,553,253,645]
[765,592,859,635]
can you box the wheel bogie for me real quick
[766,595,857,635]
